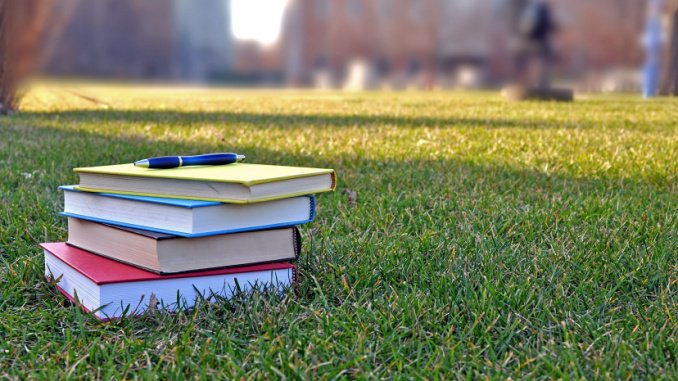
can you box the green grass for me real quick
[1,83,676,379]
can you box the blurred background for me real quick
[5,0,678,93]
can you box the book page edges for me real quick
[74,186,333,204]
[74,165,335,187]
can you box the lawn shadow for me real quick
[2,116,673,210]
[2,108,674,195]
[16,109,591,130]
[1,118,675,332]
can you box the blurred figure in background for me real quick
[513,0,557,90]
[643,0,663,98]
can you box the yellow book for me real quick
[74,163,336,203]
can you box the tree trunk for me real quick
[665,8,678,95]
[0,0,54,114]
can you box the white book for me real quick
[60,186,315,237]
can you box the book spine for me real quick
[330,172,337,190]
[292,227,302,259]
[291,264,298,285]
[308,195,316,221]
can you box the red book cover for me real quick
[40,242,297,284]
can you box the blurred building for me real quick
[45,0,233,81]
[438,0,503,87]
[42,0,658,90]
[281,0,444,88]
[554,0,646,74]
[231,42,283,84]
[279,0,650,88]
[173,0,233,81]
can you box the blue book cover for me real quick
[59,186,315,237]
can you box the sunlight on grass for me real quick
[1,83,676,378]
[19,82,678,185]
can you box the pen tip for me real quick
[236,154,246,161]
[134,159,149,168]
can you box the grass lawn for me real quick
[1,83,676,379]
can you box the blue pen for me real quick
[134,153,245,169]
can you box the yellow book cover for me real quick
[74,163,336,203]
[74,163,334,186]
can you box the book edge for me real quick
[73,186,332,204]
[60,185,220,209]
[74,165,335,187]
[60,212,314,238]
[40,243,296,285]
[52,266,298,321]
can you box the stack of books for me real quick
[42,162,335,320]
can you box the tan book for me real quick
[66,217,301,274]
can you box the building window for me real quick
[315,0,330,18]
[347,0,362,18]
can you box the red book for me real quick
[42,242,296,320]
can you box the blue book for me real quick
[59,186,315,237]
